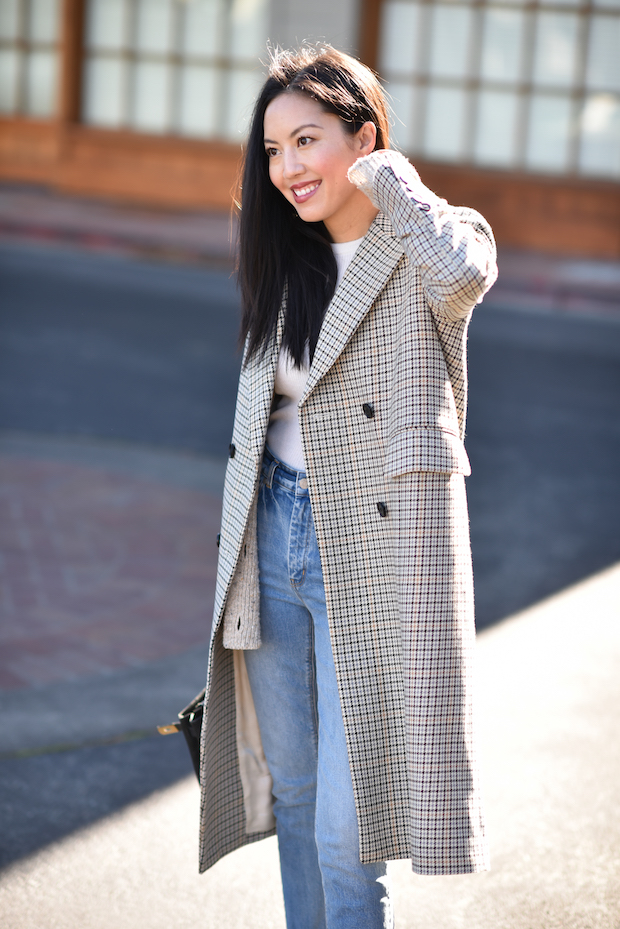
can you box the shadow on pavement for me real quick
[466,304,620,629]
[0,734,196,869]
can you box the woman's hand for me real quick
[347,149,422,208]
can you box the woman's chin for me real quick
[294,203,324,224]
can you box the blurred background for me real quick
[0,0,618,248]
[0,1,619,927]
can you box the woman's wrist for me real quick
[348,149,443,216]
[347,150,420,205]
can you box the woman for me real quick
[199,45,497,929]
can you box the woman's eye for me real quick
[298,136,312,147]
[265,147,278,158]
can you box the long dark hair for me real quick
[238,46,390,367]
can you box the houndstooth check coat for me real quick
[198,149,498,875]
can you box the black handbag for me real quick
[157,688,205,782]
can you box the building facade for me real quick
[1,0,618,256]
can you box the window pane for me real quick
[526,94,572,171]
[134,0,174,55]
[132,60,170,132]
[24,50,57,116]
[428,5,473,79]
[86,0,127,51]
[0,49,19,112]
[224,67,264,139]
[586,16,620,92]
[532,13,579,88]
[474,90,519,166]
[379,1,421,77]
[181,0,223,58]
[230,0,268,61]
[0,0,20,40]
[28,0,61,43]
[386,81,417,150]
[579,93,620,177]
[83,56,125,126]
[480,9,525,83]
[424,86,466,159]
[177,65,218,136]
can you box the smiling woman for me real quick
[263,94,379,241]
[197,45,498,929]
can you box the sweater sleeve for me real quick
[348,149,498,322]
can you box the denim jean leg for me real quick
[245,450,392,929]
[244,469,326,929]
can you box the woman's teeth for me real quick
[294,183,320,197]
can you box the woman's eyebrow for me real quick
[264,123,323,144]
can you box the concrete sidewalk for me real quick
[0,182,237,267]
[1,563,618,929]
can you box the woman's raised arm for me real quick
[348,149,498,321]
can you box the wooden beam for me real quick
[58,0,85,124]
[358,0,382,72]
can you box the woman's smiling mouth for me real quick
[291,181,321,203]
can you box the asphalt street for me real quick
[1,241,619,626]
[0,242,241,457]
[1,240,619,928]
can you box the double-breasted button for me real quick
[377,502,388,518]
[228,443,236,459]
[362,403,375,419]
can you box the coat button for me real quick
[362,403,375,419]
[216,533,221,548]
[377,502,388,518]
[228,443,236,458]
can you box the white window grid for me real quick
[82,0,268,141]
[0,0,62,118]
[379,0,620,179]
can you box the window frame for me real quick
[363,0,620,179]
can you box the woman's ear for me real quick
[357,121,377,155]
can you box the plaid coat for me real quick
[199,150,497,875]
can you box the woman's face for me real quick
[263,92,377,242]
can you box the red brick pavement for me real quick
[0,457,220,690]
[0,183,237,266]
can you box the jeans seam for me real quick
[308,606,320,757]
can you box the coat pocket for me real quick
[385,426,471,477]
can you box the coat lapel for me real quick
[247,299,285,460]
[301,213,404,404]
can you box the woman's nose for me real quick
[282,148,303,178]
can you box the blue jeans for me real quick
[244,448,393,929]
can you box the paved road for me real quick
[0,242,241,457]
[1,242,620,927]
[2,241,619,626]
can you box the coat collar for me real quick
[300,212,404,405]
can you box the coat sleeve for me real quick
[348,150,498,322]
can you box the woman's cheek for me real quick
[268,162,280,191]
